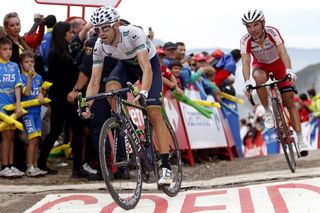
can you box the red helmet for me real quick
[156,48,165,56]
[193,53,207,62]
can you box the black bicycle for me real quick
[77,82,182,210]
[246,73,300,173]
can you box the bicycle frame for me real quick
[78,85,155,172]
[116,97,154,171]
[247,73,300,172]
[248,73,291,138]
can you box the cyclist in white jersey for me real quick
[241,9,308,156]
[84,5,173,184]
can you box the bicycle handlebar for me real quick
[246,73,292,106]
[77,82,137,118]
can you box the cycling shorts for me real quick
[252,58,292,89]
[107,55,162,106]
[22,113,41,140]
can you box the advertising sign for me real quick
[179,89,228,149]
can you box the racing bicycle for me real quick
[246,73,300,173]
[77,82,182,210]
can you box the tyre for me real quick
[160,112,183,197]
[272,99,296,173]
[99,117,142,210]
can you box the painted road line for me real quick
[25,177,320,213]
[1,167,320,193]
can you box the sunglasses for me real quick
[93,22,116,34]
[190,63,196,66]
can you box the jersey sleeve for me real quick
[266,26,284,46]
[129,27,149,53]
[92,39,105,68]
[240,34,251,54]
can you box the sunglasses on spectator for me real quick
[190,63,196,66]
[94,22,116,34]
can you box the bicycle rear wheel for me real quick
[160,110,183,197]
[99,117,142,210]
[272,99,296,173]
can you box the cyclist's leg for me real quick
[105,61,130,111]
[147,56,172,184]
[105,62,132,179]
[281,88,309,156]
[274,60,308,156]
[252,64,274,128]
[252,66,269,108]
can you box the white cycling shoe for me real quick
[298,140,309,157]
[158,168,173,185]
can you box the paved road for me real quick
[1,166,320,212]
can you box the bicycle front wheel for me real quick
[99,117,142,210]
[161,111,183,197]
[272,99,296,173]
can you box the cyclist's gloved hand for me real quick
[244,80,253,98]
[138,90,148,107]
[80,104,93,119]
[287,69,297,84]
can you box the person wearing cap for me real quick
[163,41,177,67]
[208,49,241,89]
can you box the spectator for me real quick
[221,74,236,96]
[209,49,241,88]
[19,51,47,177]
[37,22,84,176]
[164,59,184,94]
[175,42,186,61]
[3,12,33,171]
[184,55,196,71]
[66,16,92,64]
[24,13,45,49]
[3,12,31,64]
[307,88,320,118]
[163,41,177,67]
[298,93,311,122]
[66,35,119,180]
[39,14,57,79]
[0,37,24,178]
[66,16,86,35]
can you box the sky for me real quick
[1,0,320,50]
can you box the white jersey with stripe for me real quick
[240,26,284,64]
[93,25,156,66]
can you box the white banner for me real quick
[179,89,228,149]
[35,0,121,7]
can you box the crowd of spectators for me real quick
[0,10,256,180]
[240,87,320,148]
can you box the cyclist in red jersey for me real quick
[240,9,308,156]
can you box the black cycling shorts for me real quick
[107,55,162,106]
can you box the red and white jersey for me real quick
[240,26,284,64]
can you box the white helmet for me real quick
[91,5,120,27]
[242,9,265,25]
